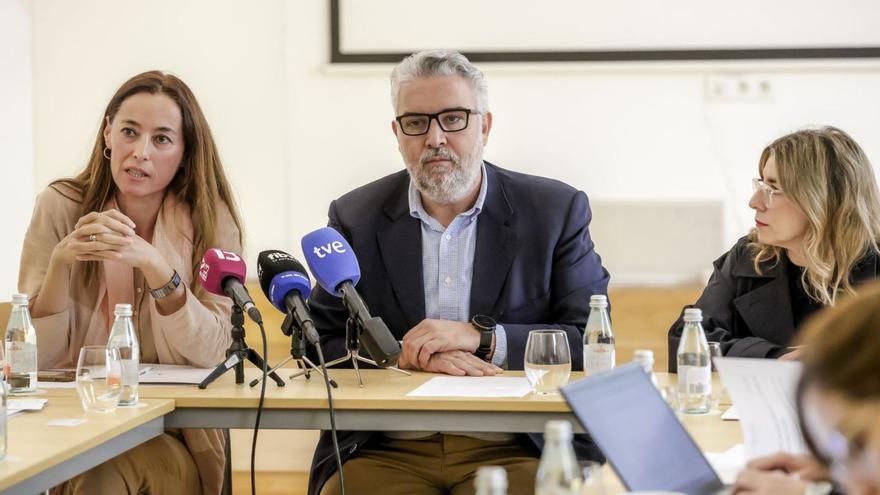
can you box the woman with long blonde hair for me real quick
[20,71,243,494]
[668,126,880,370]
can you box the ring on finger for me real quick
[88,234,98,242]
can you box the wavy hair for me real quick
[51,70,243,286]
[749,127,880,305]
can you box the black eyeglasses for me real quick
[395,108,475,136]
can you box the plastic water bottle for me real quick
[107,303,139,406]
[475,466,507,495]
[5,294,37,393]
[633,349,659,388]
[677,308,711,414]
[0,378,7,460]
[583,295,615,375]
[535,420,583,495]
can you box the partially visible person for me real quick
[734,280,880,494]
[668,127,880,371]
[21,71,243,495]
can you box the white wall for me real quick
[0,0,34,298]
[30,0,289,269]
[18,0,880,286]
[287,2,880,281]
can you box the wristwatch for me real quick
[471,315,496,360]
[149,270,181,299]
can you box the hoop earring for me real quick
[103,147,112,160]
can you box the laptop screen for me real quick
[560,363,724,495]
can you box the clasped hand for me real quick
[52,209,158,270]
[398,319,501,377]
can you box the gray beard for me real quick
[409,152,483,204]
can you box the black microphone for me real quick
[256,250,320,345]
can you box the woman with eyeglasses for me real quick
[667,127,880,371]
[733,280,880,495]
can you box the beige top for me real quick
[18,185,241,495]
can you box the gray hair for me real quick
[390,49,488,114]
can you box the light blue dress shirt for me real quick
[407,163,507,367]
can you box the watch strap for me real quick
[149,270,181,299]
[471,315,496,359]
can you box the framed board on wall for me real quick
[330,0,880,63]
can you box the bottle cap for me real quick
[589,294,608,308]
[474,466,507,491]
[633,349,654,361]
[683,308,703,322]
[11,293,28,305]
[544,419,573,442]
[114,303,133,317]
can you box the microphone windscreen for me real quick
[198,249,247,296]
[301,227,361,297]
[257,250,309,295]
[257,250,312,313]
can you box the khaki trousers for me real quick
[320,434,540,495]
[52,432,201,495]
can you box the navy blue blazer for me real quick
[306,162,610,495]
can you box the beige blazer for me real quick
[19,184,241,495]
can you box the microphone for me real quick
[199,248,262,324]
[256,250,320,345]
[301,227,401,367]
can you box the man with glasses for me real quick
[307,49,610,495]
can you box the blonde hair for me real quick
[750,126,880,305]
[52,71,244,286]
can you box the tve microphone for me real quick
[302,227,400,367]
[256,250,320,345]
[199,248,262,324]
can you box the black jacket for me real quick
[668,236,880,371]
[306,162,610,495]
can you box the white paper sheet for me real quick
[37,380,77,389]
[705,443,747,485]
[139,364,214,385]
[721,405,739,421]
[47,418,87,427]
[406,376,533,398]
[48,364,213,385]
[6,398,49,416]
[714,357,806,460]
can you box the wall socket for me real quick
[704,74,773,102]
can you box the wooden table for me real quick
[150,369,581,432]
[30,370,743,493]
[37,370,736,437]
[0,397,173,495]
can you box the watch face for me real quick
[472,315,495,329]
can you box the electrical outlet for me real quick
[705,75,773,102]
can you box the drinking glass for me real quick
[524,329,571,395]
[581,460,607,495]
[707,341,724,411]
[661,384,681,417]
[76,346,122,413]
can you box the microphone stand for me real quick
[199,305,285,389]
[249,313,338,388]
[323,315,411,388]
